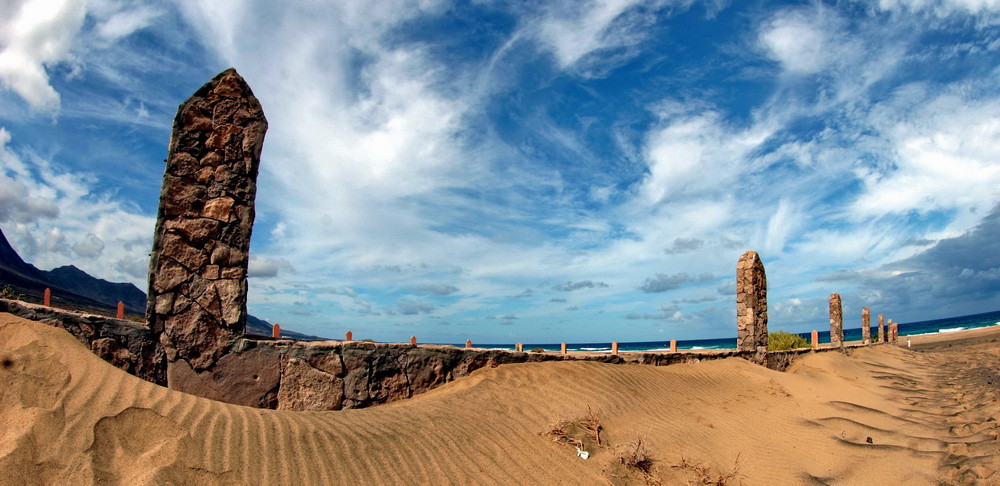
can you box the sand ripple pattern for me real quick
[1,313,997,485]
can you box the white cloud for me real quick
[0,0,87,112]
[0,127,154,286]
[852,86,1000,234]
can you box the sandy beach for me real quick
[1,312,998,485]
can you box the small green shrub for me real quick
[768,330,809,351]
[0,284,23,301]
[530,347,546,353]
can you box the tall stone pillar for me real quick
[829,293,843,347]
[147,68,267,372]
[736,251,768,352]
[878,314,885,342]
[861,307,871,344]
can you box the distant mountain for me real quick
[42,265,146,314]
[0,226,323,340]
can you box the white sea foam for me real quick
[580,347,609,351]
[690,346,707,350]
[939,327,967,333]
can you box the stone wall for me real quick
[146,68,267,373]
[0,299,165,385]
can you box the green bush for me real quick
[0,284,23,301]
[768,330,809,351]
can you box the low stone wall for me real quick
[0,299,165,385]
[2,299,885,411]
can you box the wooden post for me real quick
[611,341,619,355]
[811,330,819,348]
[465,339,472,349]
[43,288,51,307]
[116,301,125,319]
[345,330,353,342]
[410,336,417,346]
[670,339,677,352]
[560,342,567,355]
[272,323,281,338]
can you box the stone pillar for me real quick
[515,343,523,352]
[560,342,567,355]
[878,314,885,342]
[117,301,125,319]
[465,339,472,349]
[410,336,417,346]
[861,307,871,344]
[811,330,819,348]
[736,251,768,352]
[43,288,50,307]
[611,341,619,355]
[829,293,843,347]
[147,68,267,373]
[272,323,280,338]
[670,339,677,352]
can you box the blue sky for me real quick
[2,0,1000,344]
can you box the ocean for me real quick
[476,309,1000,353]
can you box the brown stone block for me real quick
[162,303,236,370]
[201,196,235,221]
[160,233,210,272]
[307,353,344,376]
[200,151,223,167]
[276,358,345,411]
[168,348,280,408]
[153,258,192,294]
[154,292,175,314]
[165,216,220,244]
[167,152,200,178]
[181,107,213,132]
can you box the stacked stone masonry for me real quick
[146,68,267,373]
[736,250,768,352]
[830,293,844,347]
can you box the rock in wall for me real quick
[146,68,267,373]
[736,251,768,352]
[829,293,843,347]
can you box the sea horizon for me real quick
[468,309,1000,353]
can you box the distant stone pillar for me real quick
[736,251,768,352]
[611,341,619,355]
[861,307,871,344]
[670,339,677,352]
[410,336,417,346]
[811,330,819,348]
[465,339,472,349]
[43,288,50,307]
[147,68,267,373]
[515,343,523,352]
[829,293,843,347]
[878,314,885,342]
[560,342,567,355]
[117,301,125,319]
[272,323,280,338]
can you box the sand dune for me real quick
[1,312,997,485]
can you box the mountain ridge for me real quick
[0,226,322,340]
